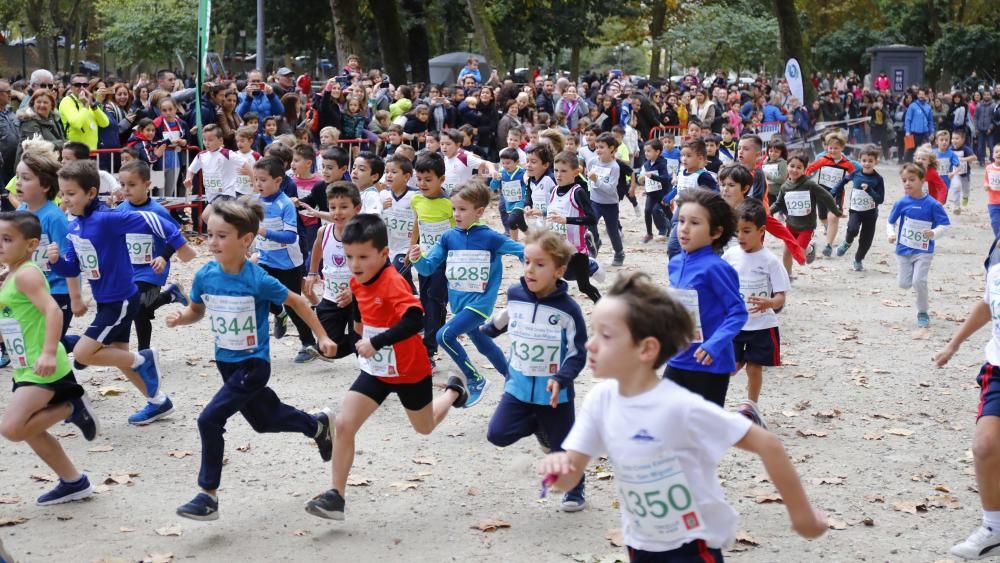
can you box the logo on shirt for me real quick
[333,255,347,267]
[683,511,700,530]
[374,298,382,305]
[630,429,657,442]
[547,314,561,325]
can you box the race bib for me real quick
[957,161,969,175]
[383,207,415,254]
[418,219,451,253]
[235,174,252,194]
[255,217,286,252]
[615,453,705,545]
[817,166,845,189]
[762,163,780,182]
[936,158,952,174]
[547,199,570,236]
[669,288,703,342]
[739,277,770,318]
[205,295,257,351]
[784,190,812,217]
[849,185,876,212]
[32,234,50,272]
[509,320,562,376]
[70,235,100,280]
[531,186,549,215]
[899,217,932,251]
[644,176,662,193]
[0,318,28,368]
[442,182,456,196]
[321,264,352,302]
[590,165,612,188]
[203,172,223,197]
[675,173,699,192]
[988,171,1000,191]
[666,159,681,177]
[126,233,154,265]
[445,250,491,293]
[501,180,523,202]
[358,325,397,377]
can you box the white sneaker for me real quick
[950,526,1000,559]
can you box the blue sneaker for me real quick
[135,348,163,398]
[65,395,100,441]
[177,492,219,521]
[464,375,491,408]
[128,397,174,425]
[561,479,586,512]
[62,333,80,354]
[164,283,189,306]
[36,474,93,506]
[917,312,930,328]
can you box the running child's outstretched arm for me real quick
[166,302,206,327]
[537,450,591,492]
[935,300,991,367]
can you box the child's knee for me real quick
[973,428,1000,462]
[0,420,25,442]
[334,412,362,439]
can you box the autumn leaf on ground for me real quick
[796,429,828,438]
[88,445,114,452]
[811,477,845,485]
[0,517,28,526]
[119,527,135,533]
[934,485,951,493]
[236,444,251,453]
[926,495,961,509]
[346,476,371,487]
[56,514,73,521]
[98,386,127,396]
[105,474,133,485]
[412,457,438,466]
[827,518,848,530]
[467,487,480,496]
[142,553,174,563]
[593,471,614,480]
[471,519,511,532]
[155,525,182,537]
[864,494,885,503]
[863,431,884,441]
[752,492,783,504]
[735,531,759,546]
[813,409,842,419]
[0,496,20,504]
[167,451,192,459]
[606,528,624,547]
[292,529,309,537]
[389,482,418,491]
[892,500,928,514]
[863,517,875,526]
[447,432,464,438]
[31,473,57,482]
[887,428,914,437]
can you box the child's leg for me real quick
[855,210,878,262]
[948,181,962,207]
[201,203,214,226]
[498,198,511,236]
[844,210,861,245]
[331,389,388,494]
[990,205,1000,239]
[598,203,625,256]
[468,324,510,377]
[316,300,359,359]
[437,308,492,382]
[961,175,971,204]
[51,293,73,341]
[486,392,538,447]
[896,253,915,290]
[74,296,153,397]
[912,253,933,313]
[974,416,1000,522]
[262,265,316,348]
[782,247,793,275]
[825,208,841,247]
[133,283,159,351]
[419,269,448,358]
[0,386,78,480]
[643,194,655,236]
[651,192,668,236]
[745,362,763,403]
[567,253,601,303]
[401,378,460,435]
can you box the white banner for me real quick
[785,58,804,102]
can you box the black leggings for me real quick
[643,189,668,236]
[844,209,878,262]
[507,208,529,232]
[135,282,174,351]
[566,253,600,303]
[260,264,315,347]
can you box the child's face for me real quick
[914,152,929,168]
[0,220,36,266]
[450,195,484,229]
[327,195,359,227]
[383,161,410,191]
[584,131,596,148]
[58,178,97,216]
[719,177,746,207]
[787,159,805,181]
[351,157,376,188]
[206,214,254,262]
[705,141,718,156]
[15,162,49,204]
[553,161,577,186]
[348,100,361,113]
[160,102,177,120]
[121,152,135,165]
[595,141,613,162]
[320,131,336,146]
[664,137,675,152]
[644,145,661,163]
[902,171,924,198]
[994,145,1000,164]
[825,141,844,160]
[525,153,545,178]
[687,125,701,138]
[500,158,517,174]
[388,131,401,145]
[952,133,965,148]
[253,169,282,196]
[61,148,78,162]
[439,136,458,157]
[415,170,444,198]
[859,154,877,172]
[565,137,577,152]
[119,169,151,205]
[292,154,312,177]
[585,296,643,380]
[612,132,624,144]
[767,147,782,161]
[522,242,566,297]
[936,135,951,151]
[246,118,259,130]
[236,135,253,152]
[264,120,277,135]
[344,239,389,284]
[141,125,156,138]
[426,136,440,153]
[506,133,520,149]
[681,147,704,171]
[721,130,733,143]
[676,201,719,252]
[204,132,223,152]
[736,219,765,252]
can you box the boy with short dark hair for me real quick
[586,132,626,266]
[833,144,886,271]
[352,151,385,216]
[409,153,452,363]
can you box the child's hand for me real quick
[588,171,598,181]
[923,228,934,240]
[258,226,268,237]
[46,243,60,264]
[356,338,375,359]
[302,282,318,305]
[154,145,167,156]
[150,257,167,274]
[335,288,353,308]
[747,295,772,314]
[165,310,183,328]
[526,208,540,218]
[35,351,56,376]
[71,297,88,317]
[693,347,714,366]
[887,234,896,244]
[183,177,193,189]
[792,507,828,539]
[934,343,958,367]
[317,336,338,359]
[383,198,392,209]
[538,452,575,477]
[408,245,422,262]
[546,212,566,224]
[546,379,561,408]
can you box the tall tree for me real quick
[773,0,815,102]
[401,0,430,82]
[648,0,667,78]
[329,0,361,68]
[465,0,504,70]
[369,0,407,80]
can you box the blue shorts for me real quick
[84,293,141,345]
[977,363,1000,420]
[733,327,780,367]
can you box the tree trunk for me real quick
[368,0,407,81]
[401,0,430,83]
[648,0,666,78]
[465,0,504,70]
[772,0,815,103]
[569,45,580,81]
[329,0,362,68]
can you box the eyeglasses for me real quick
[36,83,51,89]
[72,82,88,88]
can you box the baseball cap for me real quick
[277,67,294,77]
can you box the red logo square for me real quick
[247,335,256,347]
[683,512,700,530]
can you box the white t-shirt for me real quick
[722,245,790,331]
[99,170,120,196]
[562,379,751,551]
[578,145,597,165]
[443,150,485,195]
[188,148,240,200]
[359,186,382,216]
[233,150,260,195]
[984,264,1000,366]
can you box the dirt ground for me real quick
[0,162,996,563]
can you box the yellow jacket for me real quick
[59,94,109,150]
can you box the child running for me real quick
[545,150,601,303]
[637,139,671,244]
[833,144,886,271]
[539,271,826,562]
[411,181,523,407]
[305,214,469,521]
[48,160,195,425]
[166,197,338,521]
[886,163,950,328]
[804,130,855,257]
[381,154,418,285]
[986,144,1000,238]
[484,228,588,511]
[771,152,845,275]
[666,189,747,406]
[490,147,528,241]
[723,198,790,429]
[0,211,100,506]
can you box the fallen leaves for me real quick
[346,476,371,487]
[471,519,511,532]
[813,409,842,419]
[606,528,624,547]
[236,443,251,453]
[796,429,828,438]
[389,482,419,491]
[892,500,928,514]
[155,525,182,537]
[88,445,114,453]
[0,496,20,504]
[412,457,438,466]
[886,428,914,437]
[292,529,310,537]
[827,518,848,530]
[167,451,192,459]
[31,473,57,482]
[0,516,28,526]
[811,476,845,485]
[97,386,127,397]
[926,495,962,509]
[863,431,884,441]
[142,553,174,563]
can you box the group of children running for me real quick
[4,117,1000,561]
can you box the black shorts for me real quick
[349,371,432,411]
[84,293,141,345]
[663,366,729,407]
[12,372,83,405]
[977,363,1000,420]
[628,539,724,562]
[137,281,162,309]
[817,187,844,221]
[733,327,781,367]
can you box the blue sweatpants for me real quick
[418,267,448,357]
[990,204,1000,239]
[436,307,508,383]
[487,391,575,450]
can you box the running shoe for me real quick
[917,312,930,328]
[806,244,816,264]
[135,348,163,398]
[821,244,833,257]
[65,395,100,441]
[164,282,189,306]
[950,525,1000,560]
[835,241,851,257]
[305,488,345,520]
[274,311,288,339]
[294,345,319,364]
[177,492,220,521]
[611,253,625,267]
[852,260,864,272]
[0,351,9,369]
[313,408,333,462]
[641,234,653,244]
[561,480,586,512]
[36,474,93,506]
[446,375,469,408]
[128,397,174,425]
[738,399,767,429]
[465,375,491,408]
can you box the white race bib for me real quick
[817,166,845,189]
[255,217,286,251]
[70,235,100,280]
[849,186,876,212]
[988,171,1000,191]
[235,174,252,195]
[501,180,523,202]
[32,234,50,272]
[0,318,28,368]
[669,288,703,342]
[644,176,662,193]
[615,453,705,545]
[383,207,415,254]
[899,217,933,251]
[321,264,352,302]
[666,159,681,177]
[509,320,562,376]
[445,250,491,293]
[957,161,969,175]
[205,295,257,351]
[358,325,398,377]
[418,219,451,253]
[125,233,154,265]
[546,199,570,236]
[203,172,223,197]
[936,158,952,174]
[762,163,780,182]
[590,165,612,188]
[675,172,699,192]
[739,277,770,318]
[783,190,812,217]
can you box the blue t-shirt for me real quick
[934,148,960,188]
[116,198,179,286]
[887,194,950,256]
[19,201,69,295]
[490,167,527,211]
[256,191,302,270]
[190,260,288,363]
[952,144,975,177]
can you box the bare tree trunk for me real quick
[401,0,430,83]
[369,0,407,81]
[772,0,815,103]
[648,0,666,78]
[569,45,580,81]
[465,0,504,70]
[329,0,362,68]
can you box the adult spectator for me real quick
[947,92,971,138]
[496,100,521,150]
[557,85,587,131]
[818,90,845,123]
[457,58,482,85]
[476,87,499,158]
[189,82,225,136]
[690,90,716,129]
[874,71,890,93]
[629,94,660,142]
[974,91,994,166]
[367,69,392,113]
[15,89,65,164]
[535,79,556,116]
[18,69,54,109]
[237,70,284,128]
[317,78,345,133]
[59,74,110,150]
[904,89,934,161]
[272,67,295,98]
[711,69,728,90]
[0,80,19,185]
[105,82,135,146]
[131,82,156,121]
[217,89,242,150]
[155,69,177,94]
[277,92,304,135]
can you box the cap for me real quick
[277,67,294,77]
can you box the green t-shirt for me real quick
[0,262,71,384]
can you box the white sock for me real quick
[131,353,145,369]
[149,391,167,405]
[984,510,1000,531]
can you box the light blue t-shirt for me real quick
[19,200,69,295]
[256,192,302,270]
[887,194,950,256]
[190,260,288,363]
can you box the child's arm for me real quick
[812,184,844,217]
[47,241,80,278]
[116,210,196,261]
[928,204,951,240]
[66,276,87,316]
[935,300,991,367]
[165,302,207,327]
[769,188,786,216]
[409,238,447,276]
[284,291,337,358]
[494,232,525,259]
[549,307,588,408]
[735,426,827,538]
[696,266,748,366]
[304,225,327,304]
[537,450,591,492]
[17,266,63,376]
[357,305,423,358]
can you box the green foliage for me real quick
[928,23,1000,82]
[664,2,779,72]
[97,0,197,65]
[812,26,891,75]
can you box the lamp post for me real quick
[466,32,474,54]
[19,21,27,81]
[256,0,265,72]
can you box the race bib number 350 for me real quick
[615,454,704,545]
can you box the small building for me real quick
[867,45,925,94]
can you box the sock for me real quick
[149,391,167,405]
[203,492,218,502]
[63,473,85,485]
[984,510,1000,531]
[131,353,145,369]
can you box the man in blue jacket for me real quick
[904,89,934,162]
[238,70,284,132]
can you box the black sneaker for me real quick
[805,243,816,264]
[446,375,469,408]
[305,488,345,520]
[65,395,100,441]
[313,408,334,462]
[561,479,586,512]
[177,492,219,521]
[274,311,288,339]
[611,253,625,267]
[479,321,506,339]
[535,427,551,453]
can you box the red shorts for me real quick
[789,228,814,249]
